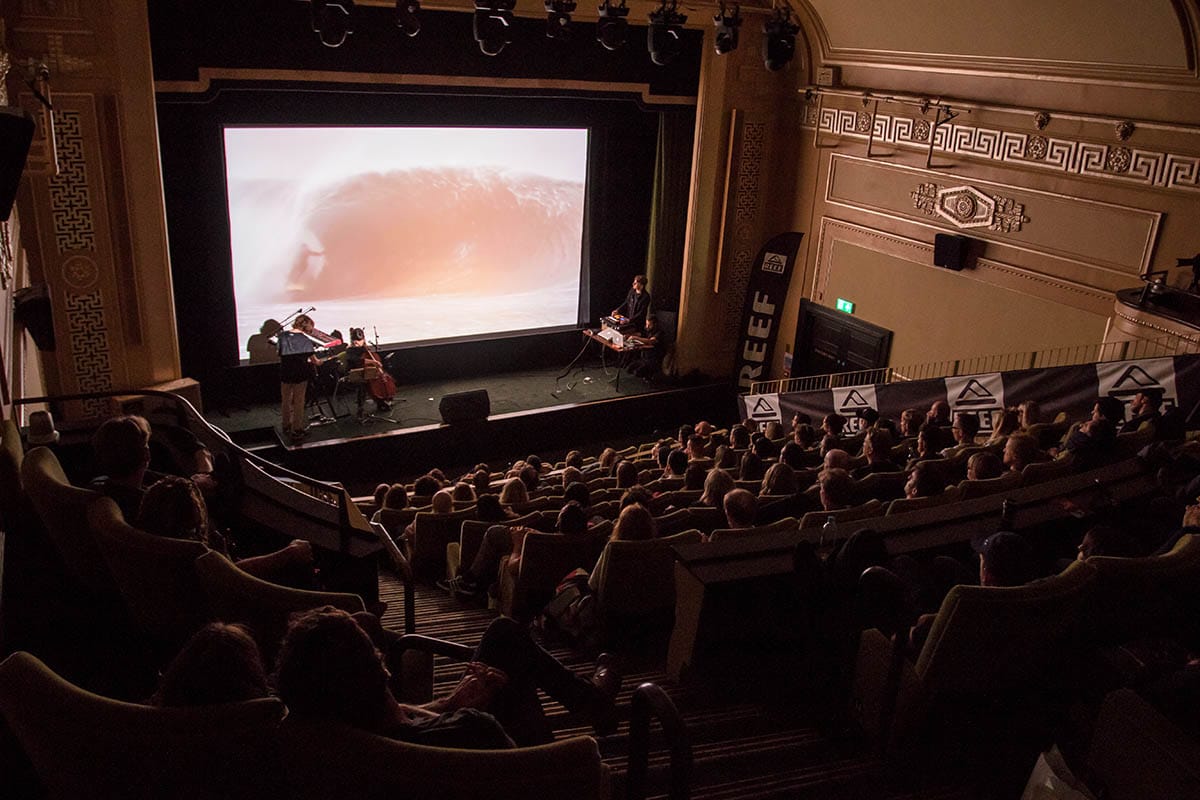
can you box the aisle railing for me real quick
[750,335,1194,395]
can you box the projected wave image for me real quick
[224,127,588,359]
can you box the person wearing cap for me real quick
[908,531,1035,655]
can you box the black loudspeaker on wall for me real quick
[933,233,971,271]
[13,284,55,351]
[438,389,490,424]
[0,107,36,222]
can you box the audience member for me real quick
[761,462,798,495]
[89,414,156,520]
[563,481,590,508]
[150,622,269,707]
[412,474,441,498]
[451,482,476,504]
[985,408,1020,447]
[822,449,850,472]
[722,488,757,529]
[904,461,946,499]
[683,462,707,490]
[779,441,807,469]
[475,493,515,523]
[1121,389,1164,436]
[852,429,900,479]
[738,450,765,482]
[611,502,656,541]
[665,448,688,479]
[697,468,735,509]
[941,412,980,458]
[965,451,1004,481]
[498,478,530,507]
[899,408,923,438]
[137,475,314,584]
[818,468,854,511]
[1018,399,1041,430]
[615,460,640,489]
[1003,433,1046,473]
[275,608,619,747]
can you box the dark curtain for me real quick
[644,109,695,315]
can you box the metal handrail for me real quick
[750,335,1194,395]
[626,682,691,800]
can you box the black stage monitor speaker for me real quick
[933,233,970,271]
[439,389,490,424]
[0,107,35,222]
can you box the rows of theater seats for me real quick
[0,422,686,800]
[348,415,1200,797]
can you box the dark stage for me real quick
[204,359,737,494]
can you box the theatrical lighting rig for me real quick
[647,0,687,66]
[762,5,799,71]
[474,0,516,56]
[713,2,741,55]
[311,0,355,47]
[596,0,630,51]
[395,0,421,37]
[545,0,577,40]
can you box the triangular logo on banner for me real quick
[750,396,777,419]
[839,389,871,412]
[762,253,787,274]
[1111,365,1162,391]
[955,378,996,406]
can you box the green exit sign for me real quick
[835,298,855,314]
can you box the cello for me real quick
[348,326,396,406]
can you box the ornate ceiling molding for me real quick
[804,105,1200,194]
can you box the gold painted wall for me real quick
[3,0,178,420]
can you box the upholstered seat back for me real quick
[410,506,478,580]
[193,550,364,664]
[21,446,113,593]
[278,718,608,800]
[594,530,703,618]
[1087,534,1200,644]
[88,495,210,649]
[916,560,1096,695]
[0,651,285,800]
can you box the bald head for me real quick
[823,449,850,471]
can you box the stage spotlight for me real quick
[473,0,516,56]
[647,0,687,66]
[762,6,799,71]
[311,0,355,48]
[395,0,421,37]
[596,0,629,51]
[545,0,577,39]
[713,2,740,55]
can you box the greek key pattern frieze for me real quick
[734,122,765,225]
[810,108,1200,193]
[65,291,114,418]
[47,110,96,253]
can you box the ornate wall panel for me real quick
[824,155,1161,279]
[720,119,766,347]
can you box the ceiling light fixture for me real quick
[596,0,629,51]
[647,0,687,66]
[762,6,799,71]
[474,0,516,56]
[545,0,577,39]
[713,2,741,55]
[311,0,355,47]
[395,0,421,37]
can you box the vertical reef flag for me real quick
[734,232,803,390]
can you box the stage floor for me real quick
[203,358,667,449]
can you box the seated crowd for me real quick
[4,383,1198,797]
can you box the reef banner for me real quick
[742,353,1200,430]
[733,232,803,391]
